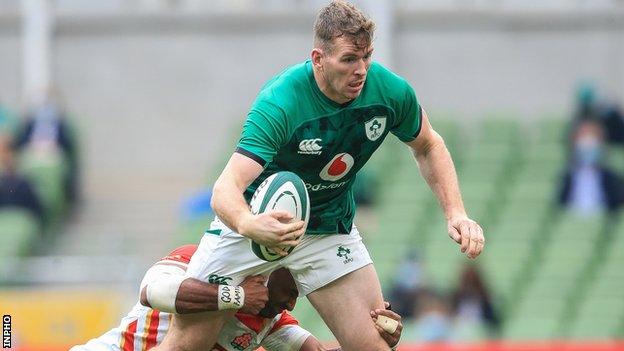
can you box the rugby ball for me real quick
[249,171,310,261]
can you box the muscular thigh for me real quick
[306,264,389,351]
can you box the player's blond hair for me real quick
[314,1,375,53]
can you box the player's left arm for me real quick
[406,109,485,259]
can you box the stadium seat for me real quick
[604,146,624,174]
[508,177,558,199]
[568,317,622,340]
[0,208,39,258]
[503,316,560,340]
[564,222,624,339]
[534,118,567,144]
[496,201,551,226]
[567,294,624,340]
[459,162,507,183]
[477,118,521,144]
[463,142,517,163]
[19,150,68,225]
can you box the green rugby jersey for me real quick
[237,60,422,234]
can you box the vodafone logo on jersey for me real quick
[320,153,354,181]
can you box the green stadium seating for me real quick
[568,292,624,339]
[463,142,517,163]
[503,316,560,340]
[604,146,624,174]
[506,183,556,205]
[19,150,68,225]
[477,118,521,144]
[534,118,567,144]
[563,220,624,339]
[430,118,460,149]
[496,201,551,224]
[459,162,507,183]
[174,214,213,246]
[568,317,622,340]
[524,143,566,163]
[0,209,39,258]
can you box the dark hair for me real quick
[314,1,375,53]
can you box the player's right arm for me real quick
[213,89,306,253]
[140,271,268,315]
[211,152,305,253]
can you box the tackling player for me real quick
[70,236,403,351]
[155,1,484,350]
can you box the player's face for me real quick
[317,37,373,104]
[259,268,298,318]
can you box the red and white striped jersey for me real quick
[214,309,309,351]
[70,245,310,351]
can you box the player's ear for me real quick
[311,48,323,69]
[139,286,151,308]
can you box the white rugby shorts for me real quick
[186,218,372,296]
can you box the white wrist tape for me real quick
[217,285,245,310]
[376,315,399,334]
[146,275,185,313]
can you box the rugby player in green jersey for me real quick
[154,1,484,350]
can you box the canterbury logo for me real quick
[298,139,322,155]
[208,274,232,285]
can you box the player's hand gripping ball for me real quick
[249,171,310,261]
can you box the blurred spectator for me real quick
[572,82,624,145]
[558,119,624,215]
[181,188,213,221]
[0,134,44,225]
[414,290,452,342]
[13,93,80,206]
[451,264,501,338]
[388,251,426,319]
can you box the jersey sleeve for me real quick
[260,325,312,351]
[139,261,187,292]
[159,244,198,265]
[236,99,289,167]
[139,245,197,291]
[390,81,423,143]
